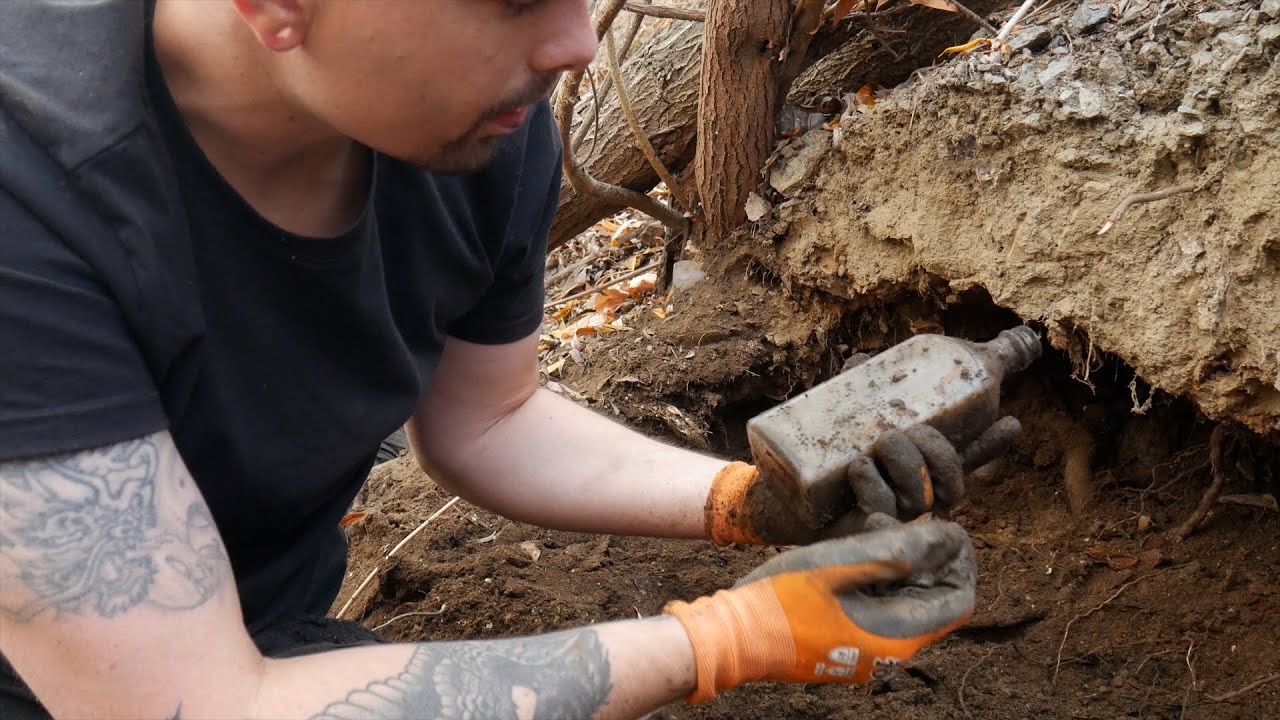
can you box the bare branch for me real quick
[553,0,688,236]
[625,2,706,21]
[952,1,999,36]
[605,27,692,213]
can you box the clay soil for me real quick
[338,435,1278,719]
[336,1,1279,717]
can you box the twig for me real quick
[555,0,687,232]
[1174,424,1229,542]
[545,262,660,308]
[1098,183,1197,235]
[1206,673,1280,702]
[959,647,997,716]
[1183,638,1198,693]
[952,0,999,36]
[1216,493,1279,511]
[335,496,461,620]
[1052,571,1164,684]
[624,1,705,21]
[546,248,606,289]
[370,604,448,633]
[604,28,692,213]
[996,0,1039,43]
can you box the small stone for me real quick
[671,260,706,294]
[1037,56,1075,89]
[1196,10,1243,28]
[1137,514,1152,533]
[1260,23,1280,44]
[983,72,1008,85]
[1077,87,1106,118]
[1009,25,1053,53]
[1264,0,1280,19]
[744,192,771,222]
[1068,3,1113,35]
[768,128,830,196]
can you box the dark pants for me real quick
[0,616,386,719]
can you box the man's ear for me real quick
[230,0,311,52]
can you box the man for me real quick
[0,2,1003,718]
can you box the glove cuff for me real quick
[704,462,765,546]
[663,584,794,703]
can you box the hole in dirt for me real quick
[698,284,1278,505]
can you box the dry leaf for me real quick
[830,0,864,25]
[551,301,578,322]
[339,511,368,528]
[1086,546,1138,570]
[594,288,630,313]
[942,38,990,56]
[652,307,668,319]
[627,275,656,297]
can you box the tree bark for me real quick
[550,21,704,248]
[692,0,793,250]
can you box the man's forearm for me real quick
[415,388,725,538]
[255,616,695,720]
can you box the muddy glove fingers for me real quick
[870,429,936,518]
[904,424,966,508]
[665,521,976,702]
[960,415,1023,472]
[735,517,966,587]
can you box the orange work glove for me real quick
[704,416,1021,545]
[665,518,975,703]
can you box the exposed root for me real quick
[1097,183,1198,236]
[1174,424,1229,542]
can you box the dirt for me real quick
[337,440,1278,719]
[334,2,1280,718]
[769,0,1280,439]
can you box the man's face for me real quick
[283,0,595,172]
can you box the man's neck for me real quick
[152,0,369,238]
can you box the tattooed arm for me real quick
[0,432,696,719]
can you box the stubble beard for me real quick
[415,74,560,175]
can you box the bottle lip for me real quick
[994,326,1043,372]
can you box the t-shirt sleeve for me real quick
[0,186,168,460]
[447,102,561,345]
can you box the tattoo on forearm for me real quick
[0,434,229,622]
[312,630,613,720]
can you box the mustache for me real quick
[482,74,560,121]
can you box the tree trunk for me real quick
[692,0,793,250]
[550,21,704,249]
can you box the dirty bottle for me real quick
[746,326,1042,525]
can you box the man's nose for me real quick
[530,0,598,75]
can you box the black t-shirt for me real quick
[0,33,559,637]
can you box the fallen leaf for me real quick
[627,275,656,297]
[831,0,865,27]
[942,37,990,56]
[1086,546,1138,570]
[652,307,668,319]
[551,301,578,322]
[545,357,566,376]
[594,288,630,313]
[339,511,368,528]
